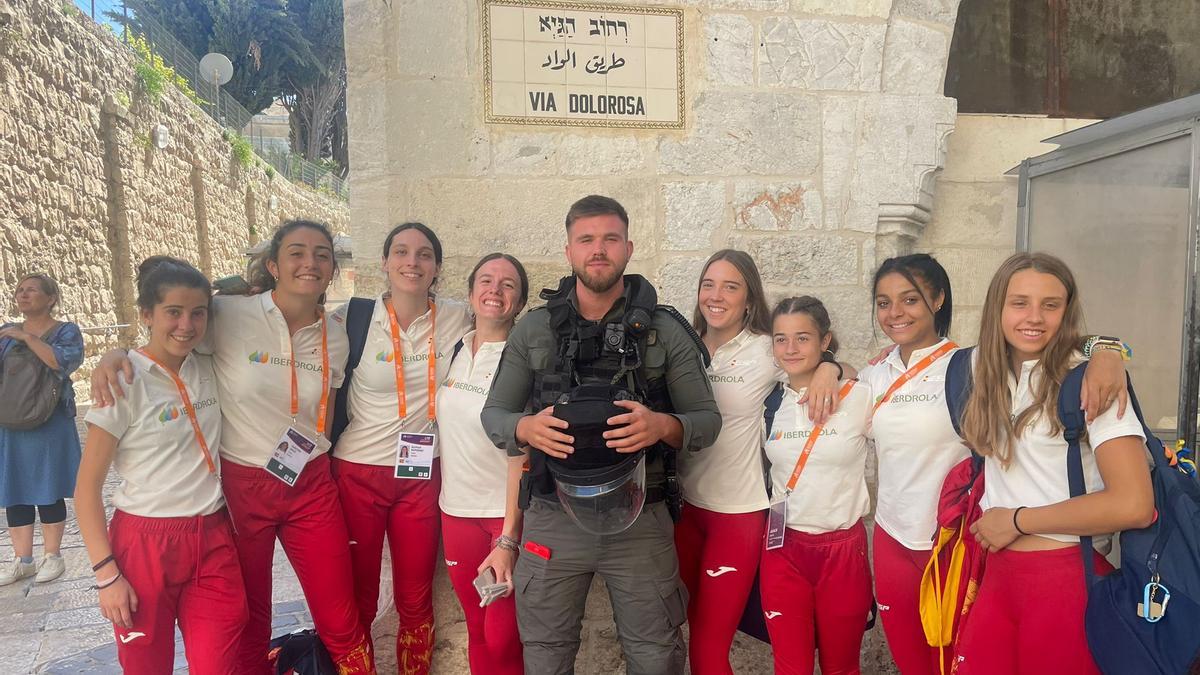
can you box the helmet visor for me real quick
[554,454,646,535]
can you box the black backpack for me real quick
[0,322,65,431]
[329,298,375,449]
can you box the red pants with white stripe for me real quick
[333,457,441,675]
[872,527,949,675]
[954,546,1112,675]
[673,502,766,675]
[440,513,523,675]
[759,520,873,675]
[109,508,247,675]
[221,454,372,675]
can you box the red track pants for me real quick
[872,527,949,675]
[674,502,766,675]
[759,520,873,675]
[440,513,523,675]
[332,457,441,675]
[109,509,247,675]
[221,454,373,675]
[954,546,1112,675]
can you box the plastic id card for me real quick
[265,426,319,486]
[395,432,436,480]
[765,497,787,551]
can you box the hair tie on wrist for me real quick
[1013,506,1030,536]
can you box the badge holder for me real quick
[1138,575,1170,623]
[395,427,437,480]
[765,495,788,551]
[265,423,325,486]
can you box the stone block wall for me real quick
[0,0,349,397]
[346,0,962,369]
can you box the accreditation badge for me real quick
[265,426,322,486]
[765,497,788,551]
[395,432,436,480]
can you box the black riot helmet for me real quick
[546,383,647,535]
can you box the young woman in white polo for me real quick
[952,253,1152,675]
[76,257,246,674]
[436,253,530,675]
[330,222,472,673]
[759,296,874,675]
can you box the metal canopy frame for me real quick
[1015,99,1200,448]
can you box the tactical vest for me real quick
[521,275,701,519]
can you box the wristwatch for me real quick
[1083,335,1132,361]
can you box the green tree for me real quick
[278,0,346,171]
[116,0,314,117]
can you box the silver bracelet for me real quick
[494,535,520,552]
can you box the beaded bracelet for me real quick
[494,535,520,552]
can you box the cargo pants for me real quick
[514,498,688,675]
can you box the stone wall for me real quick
[345,0,962,368]
[0,0,349,398]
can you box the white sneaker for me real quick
[35,554,65,583]
[0,559,36,586]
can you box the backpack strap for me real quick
[944,347,974,438]
[451,338,465,365]
[760,382,785,499]
[1057,362,1097,589]
[330,297,376,449]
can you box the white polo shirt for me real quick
[678,330,781,513]
[85,351,224,517]
[979,355,1145,550]
[859,338,970,550]
[332,296,471,466]
[765,380,872,534]
[207,294,349,468]
[437,332,509,518]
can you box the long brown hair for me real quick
[692,249,771,337]
[961,252,1083,466]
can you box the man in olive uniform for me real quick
[481,195,721,675]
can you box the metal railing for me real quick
[73,0,348,200]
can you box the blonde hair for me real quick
[961,252,1083,466]
[15,273,61,315]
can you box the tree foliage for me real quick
[114,0,346,173]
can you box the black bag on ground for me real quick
[0,322,64,431]
[269,629,338,675]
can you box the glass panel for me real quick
[1027,135,1192,438]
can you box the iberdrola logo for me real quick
[445,378,456,389]
[376,351,394,363]
[770,430,783,442]
[158,404,182,423]
[248,351,270,364]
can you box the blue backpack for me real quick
[1058,365,1200,674]
[946,348,1200,673]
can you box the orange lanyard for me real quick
[383,298,438,422]
[274,294,331,434]
[871,341,958,415]
[783,379,857,494]
[135,349,216,474]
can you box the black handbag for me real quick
[0,322,64,431]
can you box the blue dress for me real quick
[0,321,84,507]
